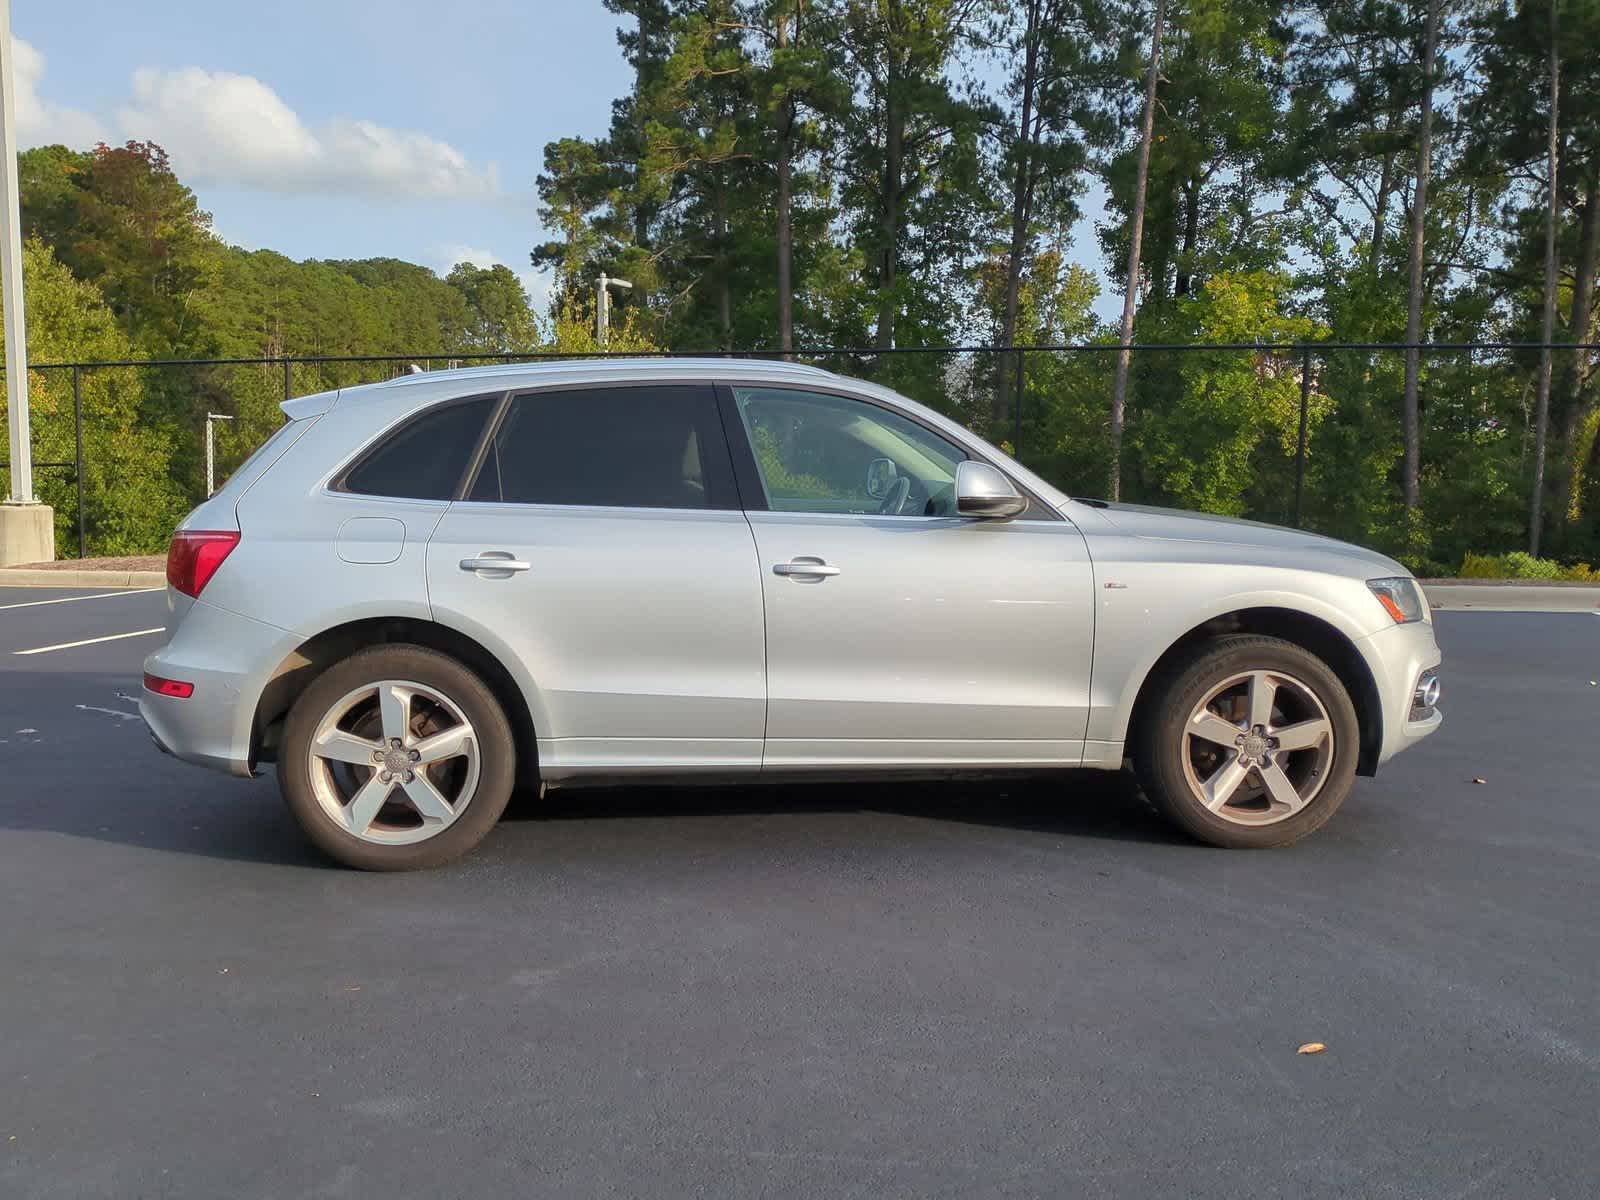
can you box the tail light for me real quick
[166,530,240,598]
[144,672,195,699]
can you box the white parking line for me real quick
[13,628,166,656]
[0,588,162,612]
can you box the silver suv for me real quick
[141,359,1441,869]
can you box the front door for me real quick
[723,384,1096,770]
[426,382,766,778]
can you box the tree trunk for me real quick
[1371,143,1396,278]
[1556,172,1600,518]
[1401,0,1439,517]
[1174,172,1202,298]
[1108,0,1167,502]
[1529,0,1560,557]
[996,0,1042,425]
[775,6,795,355]
[875,68,904,352]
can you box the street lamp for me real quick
[595,273,633,348]
[205,413,235,497]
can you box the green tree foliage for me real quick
[1,240,188,553]
[446,264,540,351]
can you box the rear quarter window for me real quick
[211,416,314,503]
[340,396,497,500]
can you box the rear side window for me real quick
[341,396,496,500]
[213,416,306,500]
[468,385,734,509]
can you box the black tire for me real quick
[279,644,517,870]
[1135,634,1360,849]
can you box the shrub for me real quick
[1458,552,1507,579]
[1404,557,1455,579]
[1500,551,1563,580]
[1457,551,1596,581]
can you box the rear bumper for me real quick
[139,598,299,778]
[1359,619,1443,766]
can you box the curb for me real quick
[1421,581,1600,614]
[0,569,166,589]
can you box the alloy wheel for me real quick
[1179,669,1336,826]
[306,680,480,845]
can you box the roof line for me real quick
[369,356,836,389]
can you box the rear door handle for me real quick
[772,557,841,578]
[460,553,531,574]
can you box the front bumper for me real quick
[139,597,299,778]
[1359,618,1443,765]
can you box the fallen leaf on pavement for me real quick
[1297,1042,1326,1055]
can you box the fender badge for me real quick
[1104,581,1128,589]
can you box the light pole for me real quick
[0,0,53,564]
[205,414,234,497]
[595,273,633,348]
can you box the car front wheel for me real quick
[279,644,516,870]
[1136,635,1360,848]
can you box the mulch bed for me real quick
[13,555,166,572]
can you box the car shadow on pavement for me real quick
[0,659,1184,863]
[513,770,1188,849]
[0,762,1183,870]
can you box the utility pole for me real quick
[0,0,53,564]
[204,414,234,497]
[595,273,633,348]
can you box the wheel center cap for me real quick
[1242,733,1268,759]
[383,748,412,775]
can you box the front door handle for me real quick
[772,557,841,579]
[460,553,531,575]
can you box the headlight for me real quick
[1367,576,1426,624]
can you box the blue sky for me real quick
[13,0,634,308]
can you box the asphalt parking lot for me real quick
[1,586,1596,1199]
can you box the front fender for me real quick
[1087,562,1388,747]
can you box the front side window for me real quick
[469,385,730,509]
[342,396,496,500]
[732,386,966,516]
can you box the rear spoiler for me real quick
[280,388,340,421]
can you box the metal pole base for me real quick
[0,502,55,566]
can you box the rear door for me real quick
[426,383,766,778]
[721,383,1096,769]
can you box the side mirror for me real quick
[955,461,1027,520]
[865,457,897,500]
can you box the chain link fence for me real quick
[4,342,1597,572]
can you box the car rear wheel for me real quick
[1136,635,1360,848]
[279,644,516,870]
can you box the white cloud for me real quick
[521,268,554,316]
[12,38,106,148]
[433,244,501,274]
[117,66,501,201]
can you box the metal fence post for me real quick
[73,365,85,559]
[1293,344,1312,528]
[282,358,292,406]
[1013,348,1025,462]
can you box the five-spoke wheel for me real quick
[280,645,516,870]
[308,680,481,844]
[1137,635,1359,848]
[1181,669,1336,826]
